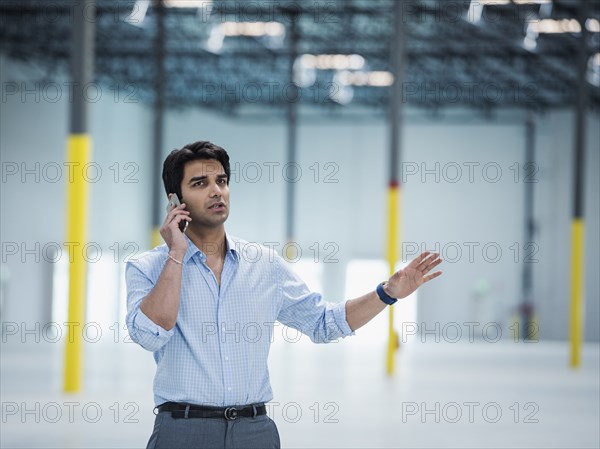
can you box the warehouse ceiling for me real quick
[1,0,599,116]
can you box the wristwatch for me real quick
[376,282,398,305]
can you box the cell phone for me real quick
[166,193,188,232]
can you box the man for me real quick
[126,141,443,449]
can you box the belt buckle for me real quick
[224,407,238,420]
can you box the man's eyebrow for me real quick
[188,174,227,184]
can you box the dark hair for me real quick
[162,141,230,200]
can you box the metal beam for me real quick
[285,11,299,254]
[520,115,536,341]
[152,0,166,247]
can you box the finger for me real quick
[166,206,190,223]
[408,251,431,268]
[170,210,190,220]
[416,252,439,269]
[172,215,192,225]
[169,203,187,214]
[423,271,442,282]
[420,256,443,273]
[165,214,191,230]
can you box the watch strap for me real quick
[376,282,398,305]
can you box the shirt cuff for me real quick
[331,301,356,337]
[130,308,175,348]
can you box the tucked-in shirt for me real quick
[125,232,354,407]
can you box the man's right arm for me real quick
[125,258,178,352]
[125,201,191,351]
[138,249,185,331]
[138,201,190,331]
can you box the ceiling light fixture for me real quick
[299,54,365,71]
[219,22,285,37]
[335,70,394,87]
[530,18,581,34]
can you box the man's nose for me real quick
[209,182,222,197]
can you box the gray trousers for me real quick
[146,410,281,449]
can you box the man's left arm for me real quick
[345,251,443,331]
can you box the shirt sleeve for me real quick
[274,255,355,343]
[125,259,175,352]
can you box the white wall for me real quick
[1,56,598,341]
[403,123,525,331]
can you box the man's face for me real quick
[180,158,230,229]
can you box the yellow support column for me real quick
[385,0,406,376]
[386,182,401,375]
[63,0,95,393]
[568,2,588,368]
[63,134,91,392]
[569,219,585,368]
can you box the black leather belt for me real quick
[157,402,267,420]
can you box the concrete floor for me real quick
[1,332,599,448]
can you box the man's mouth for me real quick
[208,202,225,211]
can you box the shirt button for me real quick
[227,387,232,392]
[225,356,229,361]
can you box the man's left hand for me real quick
[384,252,443,300]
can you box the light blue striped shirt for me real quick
[125,232,354,407]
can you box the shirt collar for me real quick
[181,232,239,264]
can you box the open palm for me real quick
[386,252,443,299]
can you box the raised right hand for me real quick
[160,203,191,256]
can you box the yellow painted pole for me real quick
[63,134,91,392]
[63,0,95,393]
[386,0,406,376]
[568,2,588,368]
[386,182,401,375]
[569,219,585,368]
